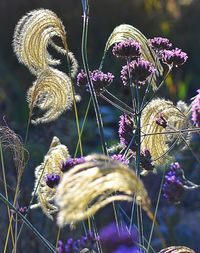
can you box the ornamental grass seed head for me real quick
[27,68,76,124]
[102,24,163,90]
[13,9,69,74]
[31,136,70,219]
[141,98,188,165]
[55,154,152,227]
[158,246,195,253]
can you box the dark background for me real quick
[0,0,200,252]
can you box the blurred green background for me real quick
[0,0,200,252]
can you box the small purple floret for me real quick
[77,70,88,86]
[45,173,60,188]
[162,162,185,203]
[162,48,188,67]
[112,39,141,59]
[140,149,154,171]
[61,157,86,173]
[111,154,129,165]
[118,114,136,150]
[77,69,114,94]
[191,89,200,127]
[99,222,138,252]
[57,230,98,253]
[121,59,155,85]
[149,37,172,51]
[155,113,168,128]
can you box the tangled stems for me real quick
[81,1,107,155]
[0,192,55,253]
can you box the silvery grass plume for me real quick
[158,246,195,253]
[55,154,152,227]
[13,9,79,124]
[27,68,77,124]
[13,9,78,75]
[0,126,28,189]
[31,136,70,219]
[100,24,162,90]
[141,98,189,166]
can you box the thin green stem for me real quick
[74,98,91,157]
[0,192,55,252]
[140,67,172,113]
[104,90,135,114]
[100,93,134,116]
[0,141,15,252]
[81,2,107,155]
[55,227,61,252]
[147,171,166,251]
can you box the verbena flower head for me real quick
[99,222,138,253]
[191,89,200,127]
[61,157,85,172]
[45,173,60,188]
[118,114,136,150]
[111,154,129,165]
[30,136,70,219]
[140,149,154,171]
[57,230,98,253]
[112,39,141,59]
[155,113,168,128]
[77,69,88,86]
[162,48,188,67]
[77,69,114,94]
[162,162,185,203]
[149,37,172,52]
[121,59,155,85]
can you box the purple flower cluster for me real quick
[149,37,172,52]
[112,39,141,59]
[77,69,114,94]
[191,89,200,127]
[121,59,155,86]
[155,113,168,128]
[161,48,188,67]
[45,173,60,188]
[57,230,98,253]
[77,70,87,86]
[61,157,85,173]
[162,162,185,203]
[111,154,129,165]
[99,222,139,253]
[118,114,136,151]
[140,149,154,171]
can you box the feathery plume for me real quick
[13,9,68,74]
[0,126,28,187]
[55,154,152,227]
[101,24,163,90]
[141,98,188,165]
[31,136,70,219]
[158,246,195,253]
[27,68,75,124]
